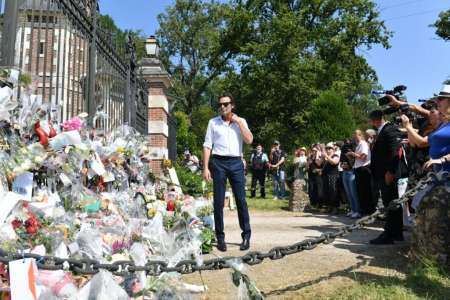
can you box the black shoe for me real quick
[217,241,227,252]
[240,239,250,251]
[370,233,394,245]
[393,234,404,241]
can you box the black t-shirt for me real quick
[270,149,286,170]
[322,155,339,176]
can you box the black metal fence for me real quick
[0,0,148,134]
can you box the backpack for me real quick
[252,153,266,170]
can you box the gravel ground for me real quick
[183,209,410,299]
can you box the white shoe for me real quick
[347,211,354,217]
[351,212,361,219]
[273,196,278,200]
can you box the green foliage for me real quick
[200,227,216,254]
[157,0,245,114]
[98,14,147,60]
[433,10,450,41]
[175,163,204,195]
[197,205,214,218]
[159,0,391,149]
[190,105,216,150]
[174,111,197,156]
[303,90,356,146]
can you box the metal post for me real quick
[124,33,135,126]
[86,0,98,126]
[1,0,24,66]
[124,63,131,125]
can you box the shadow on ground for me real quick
[260,211,449,299]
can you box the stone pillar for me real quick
[140,57,173,175]
[411,184,450,270]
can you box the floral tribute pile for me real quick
[0,68,218,299]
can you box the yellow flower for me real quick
[163,159,172,168]
[116,147,125,154]
[147,208,157,219]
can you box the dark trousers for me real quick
[251,170,266,198]
[210,156,251,242]
[354,166,375,215]
[374,177,403,238]
[309,174,324,206]
[324,174,339,208]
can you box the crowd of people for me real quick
[245,82,450,245]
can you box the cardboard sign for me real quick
[12,171,33,201]
[9,258,39,300]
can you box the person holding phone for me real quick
[203,94,254,252]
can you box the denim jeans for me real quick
[341,170,360,213]
[273,170,286,198]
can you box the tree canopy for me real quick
[434,9,450,41]
[158,0,392,153]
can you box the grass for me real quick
[244,175,290,211]
[322,259,450,300]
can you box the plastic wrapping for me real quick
[76,228,105,261]
[0,68,215,298]
[38,270,78,299]
[77,270,129,300]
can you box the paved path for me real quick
[184,209,409,299]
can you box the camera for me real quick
[372,85,407,106]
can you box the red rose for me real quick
[23,202,29,208]
[26,225,38,234]
[11,219,22,230]
[166,200,176,212]
[25,216,40,232]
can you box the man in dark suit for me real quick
[368,110,403,244]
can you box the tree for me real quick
[227,0,390,149]
[174,111,197,156]
[433,10,450,41]
[303,90,356,145]
[190,105,216,148]
[98,14,147,60]
[157,0,254,114]
[158,0,391,149]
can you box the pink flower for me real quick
[62,117,82,131]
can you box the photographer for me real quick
[340,138,361,218]
[368,110,403,245]
[307,145,324,207]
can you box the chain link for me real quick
[0,172,445,276]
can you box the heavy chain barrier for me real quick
[0,172,447,277]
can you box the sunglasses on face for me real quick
[218,102,232,108]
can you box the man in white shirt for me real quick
[203,94,254,252]
[348,130,373,216]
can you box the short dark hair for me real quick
[369,110,383,120]
[218,93,234,104]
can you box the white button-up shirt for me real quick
[203,116,249,157]
[353,140,371,168]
